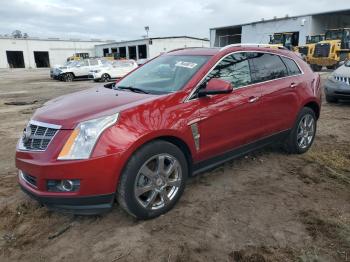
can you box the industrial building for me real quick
[210,9,350,47]
[95,36,210,60]
[0,37,110,69]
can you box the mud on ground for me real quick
[0,69,349,262]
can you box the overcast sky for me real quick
[0,0,349,41]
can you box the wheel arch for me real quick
[156,136,193,174]
[303,101,320,119]
[65,71,75,76]
[117,134,194,186]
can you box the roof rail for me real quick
[220,43,288,51]
[166,47,204,53]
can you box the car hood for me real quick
[32,87,158,129]
[334,65,350,77]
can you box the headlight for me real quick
[328,75,336,82]
[58,113,119,160]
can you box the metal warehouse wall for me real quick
[148,38,210,58]
[0,38,106,68]
[95,37,210,60]
[241,16,312,46]
[311,13,350,34]
[94,39,149,58]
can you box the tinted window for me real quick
[249,53,288,83]
[205,53,252,88]
[281,57,301,76]
[89,59,98,66]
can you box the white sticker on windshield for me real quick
[175,61,198,69]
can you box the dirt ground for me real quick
[0,69,349,262]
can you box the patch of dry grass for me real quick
[305,146,350,184]
[0,200,70,250]
[307,147,350,172]
[298,210,350,261]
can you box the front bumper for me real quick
[20,183,114,215]
[16,149,123,215]
[324,79,350,100]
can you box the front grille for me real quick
[298,46,309,56]
[335,76,350,85]
[20,122,59,151]
[314,43,330,58]
[20,171,37,188]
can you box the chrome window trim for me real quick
[17,120,62,152]
[184,50,304,102]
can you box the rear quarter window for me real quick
[281,56,302,76]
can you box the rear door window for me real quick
[280,56,302,76]
[248,53,288,83]
[205,52,252,88]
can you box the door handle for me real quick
[248,96,259,103]
[290,82,298,88]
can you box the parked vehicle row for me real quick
[88,60,138,82]
[17,45,321,219]
[50,58,138,82]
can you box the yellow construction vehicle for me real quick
[309,28,350,71]
[104,53,118,61]
[66,53,89,62]
[269,32,296,50]
[296,34,325,63]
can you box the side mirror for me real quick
[198,78,233,97]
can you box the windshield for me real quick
[115,55,211,94]
[325,30,344,40]
[307,35,323,44]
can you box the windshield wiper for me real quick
[117,86,149,94]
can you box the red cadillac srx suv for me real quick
[16,45,321,219]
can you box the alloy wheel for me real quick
[134,154,182,210]
[297,114,315,149]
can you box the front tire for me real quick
[284,107,317,154]
[117,140,188,219]
[63,73,74,82]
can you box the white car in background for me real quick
[88,60,138,82]
[57,58,108,82]
[50,61,75,80]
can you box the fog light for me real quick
[47,179,80,192]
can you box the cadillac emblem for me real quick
[22,126,32,143]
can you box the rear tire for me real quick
[284,107,317,154]
[117,140,188,220]
[326,95,338,103]
[101,73,111,82]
